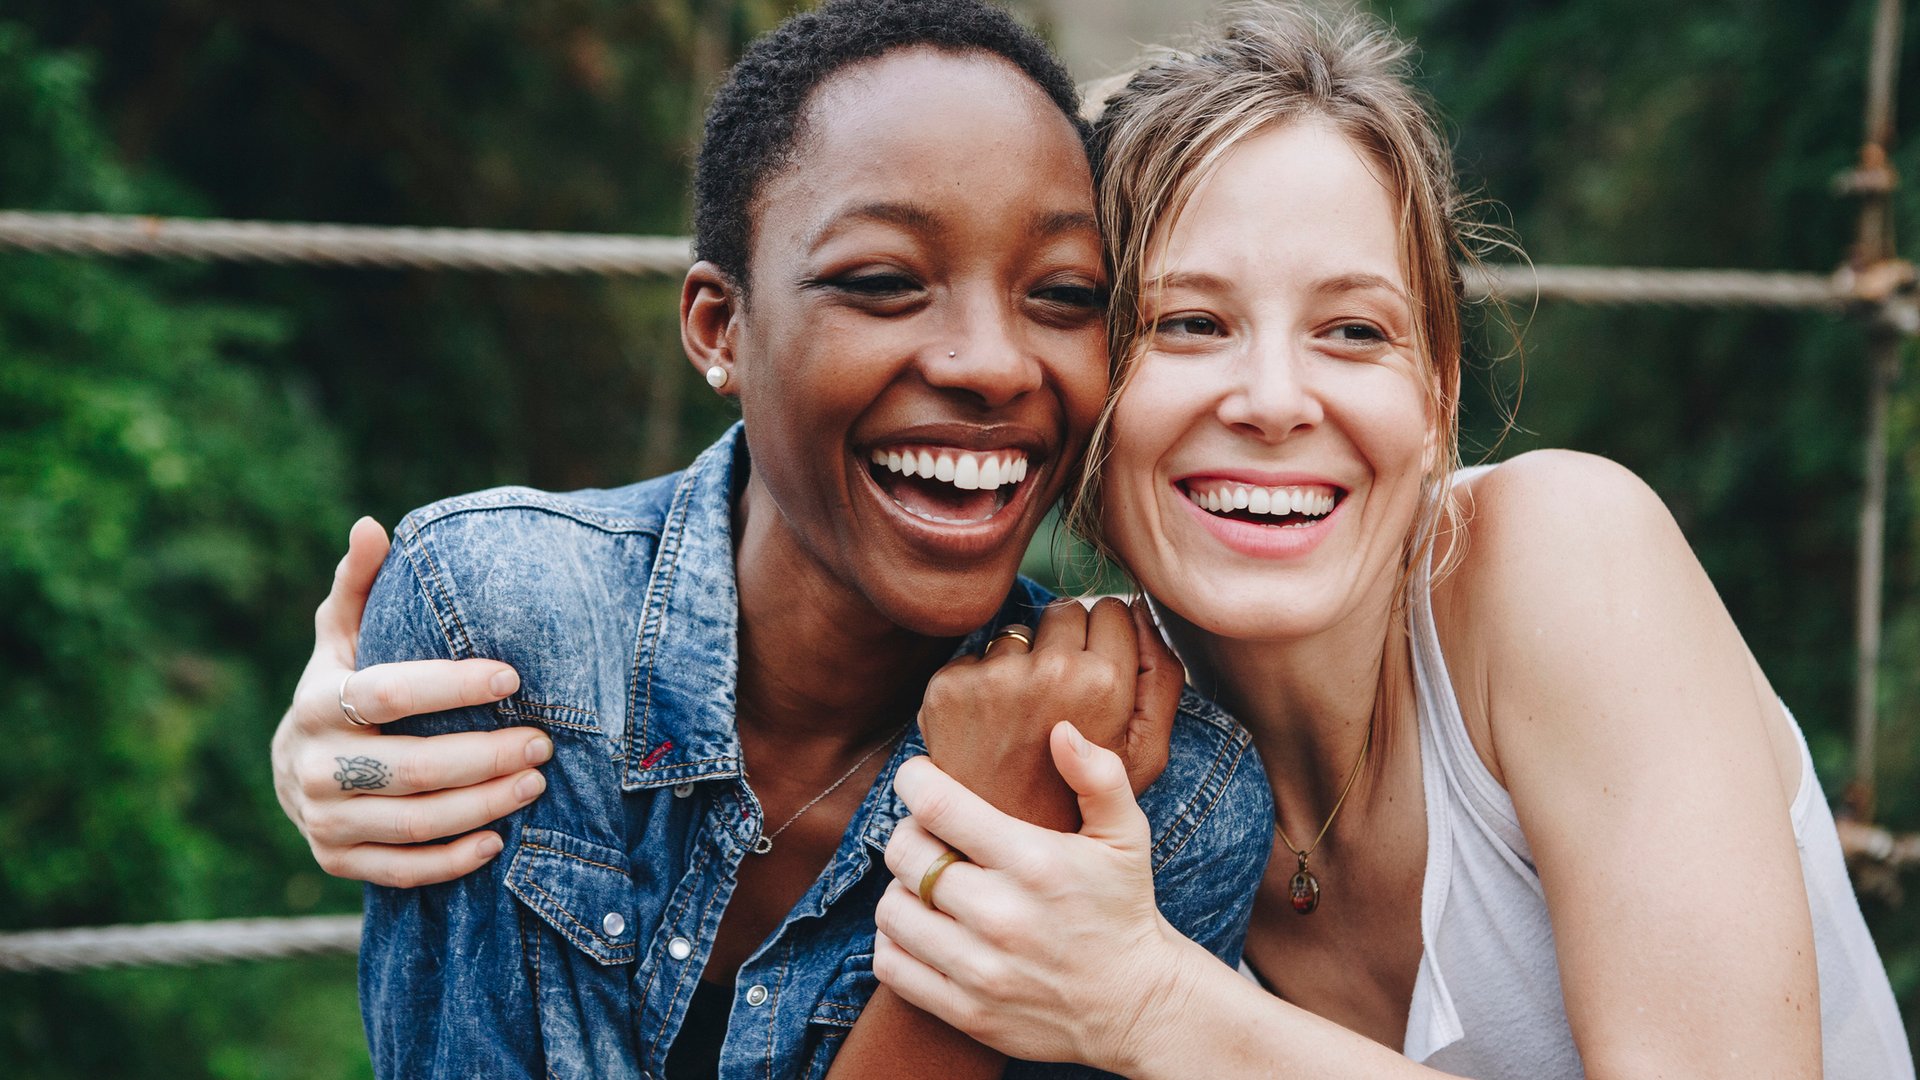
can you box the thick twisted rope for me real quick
[1461,263,1845,309]
[0,212,692,276]
[0,211,1862,309]
[0,916,361,973]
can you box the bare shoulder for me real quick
[1441,450,1693,625]
[1432,451,1742,758]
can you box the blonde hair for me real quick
[1065,2,1517,760]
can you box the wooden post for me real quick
[1844,0,1906,822]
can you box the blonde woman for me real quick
[873,6,1914,1078]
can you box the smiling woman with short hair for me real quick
[306,2,1272,1078]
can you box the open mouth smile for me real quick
[1180,479,1340,527]
[867,444,1033,526]
[1173,475,1348,559]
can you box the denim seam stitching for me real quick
[523,879,635,961]
[1152,736,1247,872]
[520,841,628,877]
[407,537,478,662]
[398,492,664,536]
[627,468,698,771]
[637,839,714,1055]
[1148,726,1232,862]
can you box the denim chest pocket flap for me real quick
[505,826,639,966]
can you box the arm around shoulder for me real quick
[356,542,545,1078]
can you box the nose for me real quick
[1216,335,1322,441]
[919,294,1043,410]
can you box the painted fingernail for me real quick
[525,736,553,765]
[475,832,504,859]
[490,668,520,697]
[515,772,547,800]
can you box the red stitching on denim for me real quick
[638,740,674,769]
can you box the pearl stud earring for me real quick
[705,365,729,389]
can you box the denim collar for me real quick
[622,425,749,790]
[622,422,1050,796]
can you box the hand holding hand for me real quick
[270,517,553,887]
[874,726,1211,1072]
[916,597,1183,830]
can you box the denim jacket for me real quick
[357,424,1273,1080]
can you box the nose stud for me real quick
[948,351,957,358]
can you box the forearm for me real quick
[827,986,1004,1080]
[1121,940,1436,1080]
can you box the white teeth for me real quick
[1185,481,1339,523]
[872,446,1031,494]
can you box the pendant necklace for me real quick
[1276,722,1373,915]
[748,722,909,855]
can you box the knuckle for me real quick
[391,806,432,845]
[392,754,433,793]
[373,677,412,719]
[313,845,349,879]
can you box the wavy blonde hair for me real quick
[1064,2,1517,756]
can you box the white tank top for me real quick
[1396,466,1914,1078]
[1237,465,1914,1077]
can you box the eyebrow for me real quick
[808,201,942,250]
[1145,269,1414,305]
[1144,269,1237,294]
[1314,272,1414,305]
[806,203,1099,251]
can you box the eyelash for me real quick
[1330,321,1386,342]
[1155,315,1222,338]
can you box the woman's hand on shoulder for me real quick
[916,596,1182,831]
[1449,450,1820,1078]
[271,517,555,888]
[874,727,1212,1073]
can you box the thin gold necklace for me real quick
[748,722,909,855]
[1275,722,1372,915]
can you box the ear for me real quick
[681,260,743,397]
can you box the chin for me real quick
[869,562,1024,638]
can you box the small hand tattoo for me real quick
[334,755,392,791]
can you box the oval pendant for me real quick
[1289,867,1321,915]
[751,835,773,855]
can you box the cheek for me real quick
[1101,357,1208,546]
[1050,327,1113,441]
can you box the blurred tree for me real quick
[0,21,372,1078]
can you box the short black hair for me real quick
[693,0,1087,290]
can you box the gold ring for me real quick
[918,850,967,911]
[982,624,1034,658]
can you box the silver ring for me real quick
[339,672,373,727]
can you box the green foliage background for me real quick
[0,0,1913,1073]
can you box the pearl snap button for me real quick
[667,936,693,961]
[744,984,769,1007]
[672,782,695,798]
[601,912,626,938]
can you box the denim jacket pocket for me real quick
[505,827,639,966]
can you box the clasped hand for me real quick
[875,598,1211,1073]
